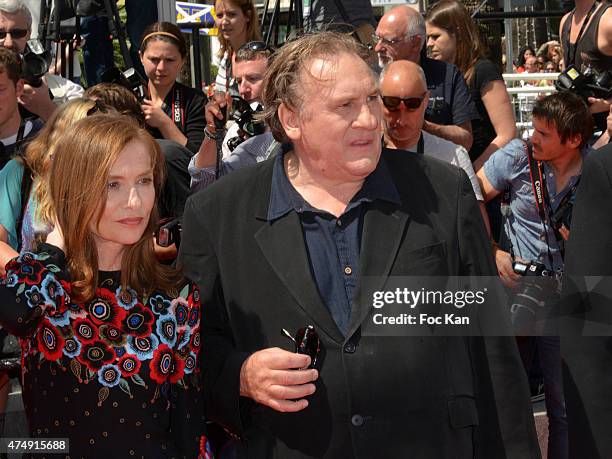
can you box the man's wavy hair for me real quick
[532,92,593,150]
[261,31,371,143]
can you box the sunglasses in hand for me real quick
[282,325,320,370]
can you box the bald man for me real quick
[381,60,490,233]
[374,5,479,151]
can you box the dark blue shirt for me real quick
[421,56,480,127]
[267,152,400,336]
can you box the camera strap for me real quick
[524,141,563,265]
[171,85,185,131]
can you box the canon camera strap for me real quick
[162,85,185,132]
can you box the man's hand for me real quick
[587,96,612,114]
[205,96,227,135]
[494,246,521,289]
[19,78,57,121]
[141,99,171,129]
[240,347,318,413]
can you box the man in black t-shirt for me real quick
[374,5,479,152]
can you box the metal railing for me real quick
[503,72,559,139]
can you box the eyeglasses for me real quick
[381,94,425,111]
[0,29,28,40]
[371,33,408,47]
[282,325,320,369]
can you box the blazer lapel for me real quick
[346,202,410,338]
[254,213,345,344]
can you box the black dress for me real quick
[0,244,208,458]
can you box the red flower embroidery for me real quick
[122,302,154,337]
[149,344,185,384]
[117,354,141,377]
[73,317,99,344]
[87,288,127,327]
[77,340,115,371]
[36,319,65,361]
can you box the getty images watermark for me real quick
[361,276,512,336]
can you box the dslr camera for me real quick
[226,96,266,152]
[510,260,560,332]
[101,66,148,103]
[20,40,51,88]
[555,65,612,102]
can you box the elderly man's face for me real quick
[381,67,428,146]
[524,56,538,73]
[285,52,382,182]
[374,12,419,66]
[0,11,30,53]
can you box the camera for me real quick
[226,96,266,152]
[20,40,51,88]
[155,218,181,248]
[555,65,612,102]
[510,260,560,333]
[513,260,547,277]
[101,66,148,103]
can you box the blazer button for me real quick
[343,343,356,353]
[351,414,365,427]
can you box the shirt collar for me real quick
[267,150,401,221]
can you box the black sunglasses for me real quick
[0,29,28,40]
[381,95,426,111]
[282,325,320,370]
[239,41,274,53]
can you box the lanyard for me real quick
[163,85,185,131]
[567,0,599,67]
[415,133,424,155]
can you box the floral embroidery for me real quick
[5,249,201,406]
[115,286,138,310]
[97,364,121,387]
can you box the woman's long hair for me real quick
[49,114,182,303]
[425,0,485,84]
[25,98,98,230]
[215,0,261,59]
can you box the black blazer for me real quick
[180,148,539,459]
[561,143,612,458]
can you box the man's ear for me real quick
[565,133,583,150]
[15,79,24,98]
[278,102,301,141]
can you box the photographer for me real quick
[0,46,41,170]
[0,0,83,121]
[189,41,274,191]
[476,91,594,459]
[559,0,612,117]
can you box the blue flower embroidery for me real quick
[97,364,121,387]
[49,310,71,327]
[115,286,138,310]
[149,295,172,316]
[156,316,177,347]
[63,336,82,358]
[126,334,159,361]
[25,285,46,309]
[41,274,64,304]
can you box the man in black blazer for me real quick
[560,142,612,458]
[180,32,538,458]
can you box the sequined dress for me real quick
[0,244,206,458]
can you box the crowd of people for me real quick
[0,0,612,458]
